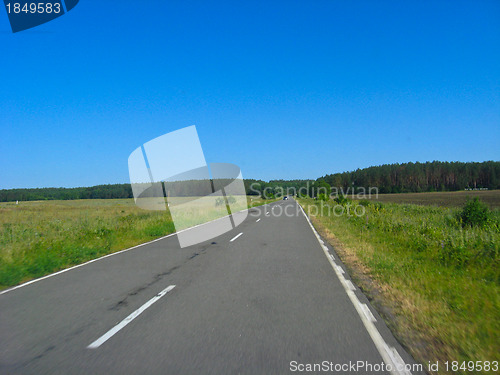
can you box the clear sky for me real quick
[1,0,499,189]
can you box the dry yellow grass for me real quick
[357,189,500,208]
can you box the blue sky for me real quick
[1,0,499,189]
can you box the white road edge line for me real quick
[230,232,243,242]
[298,204,412,375]
[360,302,377,323]
[1,202,277,296]
[345,279,356,291]
[87,285,176,349]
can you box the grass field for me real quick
[299,196,499,374]
[357,189,500,209]
[0,196,271,290]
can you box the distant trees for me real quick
[321,161,500,194]
[1,161,498,202]
[0,184,133,202]
[245,179,311,198]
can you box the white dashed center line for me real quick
[87,285,176,349]
[230,232,243,242]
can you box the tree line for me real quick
[1,161,498,202]
[0,184,133,202]
[320,161,500,194]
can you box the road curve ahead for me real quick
[0,199,424,375]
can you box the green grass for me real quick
[0,196,272,290]
[0,199,176,288]
[299,197,499,374]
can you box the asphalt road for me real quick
[0,199,425,375]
